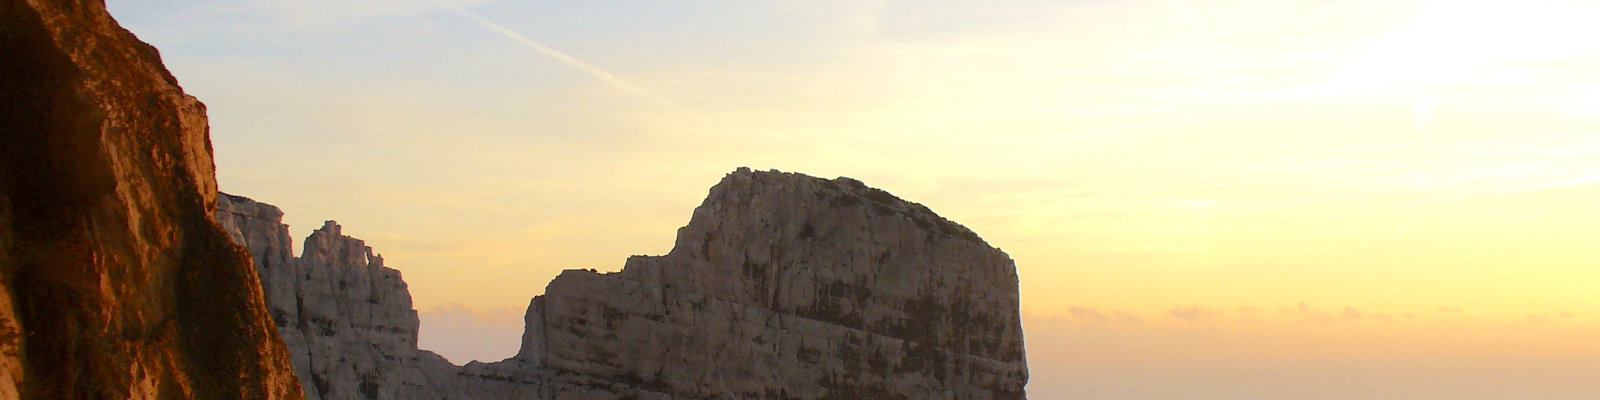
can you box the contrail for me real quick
[432,0,679,107]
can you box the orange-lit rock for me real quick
[0,0,303,398]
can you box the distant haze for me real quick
[111,0,1600,397]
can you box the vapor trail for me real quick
[433,1,678,107]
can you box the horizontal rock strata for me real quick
[220,168,1029,399]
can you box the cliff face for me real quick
[0,0,303,399]
[216,195,452,400]
[526,168,1029,399]
[221,168,1028,400]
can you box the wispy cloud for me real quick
[1069,306,1143,324]
[1169,305,1225,321]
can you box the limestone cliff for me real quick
[221,168,1028,399]
[526,168,1029,399]
[217,195,452,400]
[0,0,304,398]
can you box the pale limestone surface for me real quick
[219,168,1029,399]
[219,194,450,400]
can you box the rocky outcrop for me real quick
[0,0,304,398]
[221,168,1028,399]
[216,195,452,400]
[528,168,1028,399]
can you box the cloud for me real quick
[1341,307,1363,319]
[1069,306,1142,324]
[1169,305,1225,321]
[1069,306,1109,322]
[1277,302,1337,323]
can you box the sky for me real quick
[106,0,1600,398]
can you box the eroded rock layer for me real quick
[0,0,303,398]
[223,168,1028,399]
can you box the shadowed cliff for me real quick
[0,0,303,398]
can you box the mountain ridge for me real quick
[220,167,1029,399]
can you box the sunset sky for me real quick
[109,0,1600,397]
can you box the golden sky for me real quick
[111,0,1600,397]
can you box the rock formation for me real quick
[0,0,304,398]
[220,168,1029,399]
[216,196,452,400]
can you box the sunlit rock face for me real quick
[223,168,1028,399]
[0,0,303,398]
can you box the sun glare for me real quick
[1323,0,1599,95]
